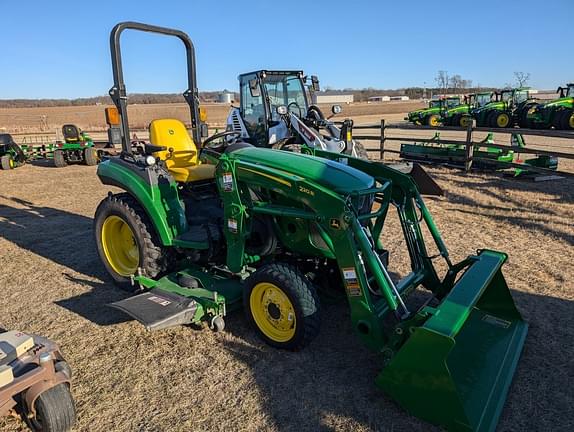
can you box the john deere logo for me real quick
[330,218,341,229]
[168,129,175,135]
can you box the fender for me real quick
[97,159,187,245]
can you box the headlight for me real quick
[145,155,156,166]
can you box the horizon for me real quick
[0,0,572,99]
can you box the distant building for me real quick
[312,92,354,104]
[368,96,391,102]
[218,90,235,104]
[390,95,410,101]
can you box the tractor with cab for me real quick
[524,83,574,130]
[405,96,461,126]
[442,92,493,128]
[473,88,535,128]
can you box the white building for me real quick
[390,96,410,101]
[368,96,391,102]
[312,92,354,104]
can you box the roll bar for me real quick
[108,22,201,155]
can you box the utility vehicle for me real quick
[0,133,26,170]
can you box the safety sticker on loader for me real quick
[342,267,361,296]
[227,218,238,233]
[222,172,234,192]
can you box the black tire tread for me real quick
[32,383,76,432]
[84,147,98,166]
[94,192,170,290]
[53,150,67,168]
[244,262,320,351]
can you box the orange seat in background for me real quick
[149,119,215,182]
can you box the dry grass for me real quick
[0,136,573,431]
[0,101,425,135]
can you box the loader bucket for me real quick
[376,250,527,432]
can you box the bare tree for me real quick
[514,72,531,87]
[435,70,449,95]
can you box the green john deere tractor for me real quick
[0,133,26,170]
[52,124,98,167]
[405,96,460,126]
[524,83,574,130]
[442,92,493,128]
[94,22,527,432]
[473,88,535,128]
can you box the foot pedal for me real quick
[109,289,198,331]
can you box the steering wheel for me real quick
[202,130,242,151]
[287,101,303,118]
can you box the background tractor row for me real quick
[404,96,460,126]
[92,22,528,432]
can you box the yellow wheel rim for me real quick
[429,116,439,127]
[569,114,574,129]
[9,158,14,169]
[460,116,471,128]
[497,113,510,127]
[250,282,296,342]
[101,215,139,276]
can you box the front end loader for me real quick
[226,70,368,158]
[94,22,528,432]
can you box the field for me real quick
[1,104,573,432]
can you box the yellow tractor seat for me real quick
[149,118,215,183]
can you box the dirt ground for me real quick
[1,117,574,431]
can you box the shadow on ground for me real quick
[220,289,574,432]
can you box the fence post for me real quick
[380,119,385,160]
[464,123,474,172]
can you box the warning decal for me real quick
[342,267,361,296]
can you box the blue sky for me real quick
[0,0,572,99]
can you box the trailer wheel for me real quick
[94,193,172,291]
[53,150,67,168]
[29,383,76,432]
[244,263,320,350]
[83,147,98,166]
[1,155,14,170]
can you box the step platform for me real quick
[110,289,198,331]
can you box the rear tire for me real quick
[83,147,98,166]
[1,155,13,170]
[459,115,472,128]
[53,150,67,168]
[244,263,320,350]
[94,193,171,291]
[29,383,76,432]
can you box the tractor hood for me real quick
[410,107,440,118]
[544,96,574,108]
[476,100,504,114]
[227,147,375,194]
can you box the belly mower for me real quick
[94,22,527,432]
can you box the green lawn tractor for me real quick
[0,133,26,170]
[442,92,493,128]
[95,22,527,432]
[405,96,460,126]
[524,83,574,130]
[473,88,535,128]
[226,70,368,158]
[52,124,98,168]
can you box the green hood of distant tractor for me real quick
[544,96,574,108]
[228,147,375,194]
[476,100,505,114]
[409,106,440,119]
[445,104,470,116]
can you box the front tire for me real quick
[94,193,171,291]
[29,384,76,432]
[1,155,14,170]
[427,114,440,127]
[244,263,320,350]
[560,109,574,130]
[53,150,67,168]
